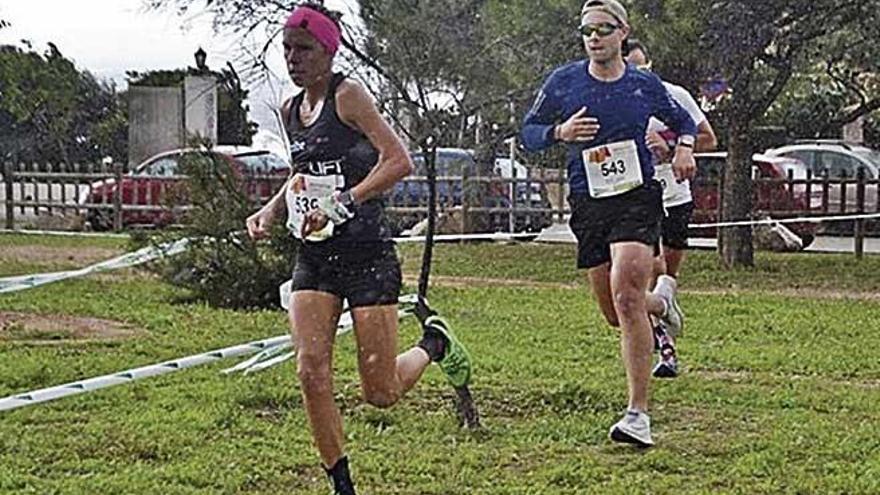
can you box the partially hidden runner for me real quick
[625,39,718,378]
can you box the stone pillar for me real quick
[184,75,218,144]
[128,86,184,167]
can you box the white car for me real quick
[764,140,880,212]
[493,157,544,204]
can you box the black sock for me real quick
[413,296,437,324]
[417,325,447,362]
[324,456,356,495]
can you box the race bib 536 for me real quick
[285,173,344,241]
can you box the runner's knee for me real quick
[601,308,620,327]
[613,287,646,322]
[594,289,620,326]
[296,351,333,396]
[653,255,666,277]
[363,385,400,409]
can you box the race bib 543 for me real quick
[582,140,644,198]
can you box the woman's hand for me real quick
[301,210,330,238]
[246,207,276,240]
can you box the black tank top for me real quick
[286,73,393,255]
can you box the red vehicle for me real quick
[81,146,290,230]
[691,152,817,247]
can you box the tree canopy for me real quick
[686,0,880,266]
[0,39,257,166]
[0,43,127,163]
[135,1,880,266]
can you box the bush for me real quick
[133,145,296,309]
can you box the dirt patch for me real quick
[691,368,880,390]
[402,273,581,290]
[689,369,753,382]
[403,273,880,301]
[681,287,880,302]
[0,245,123,266]
[0,311,143,345]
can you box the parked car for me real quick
[387,148,553,234]
[692,152,817,247]
[764,140,879,212]
[492,156,551,206]
[81,146,290,230]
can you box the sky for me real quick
[0,0,353,132]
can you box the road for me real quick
[535,222,880,254]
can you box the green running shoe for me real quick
[424,315,472,388]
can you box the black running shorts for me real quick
[568,180,663,269]
[661,201,694,250]
[291,243,402,308]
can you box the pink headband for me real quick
[285,6,341,56]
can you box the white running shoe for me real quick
[609,410,654,447]
[653,275,683,337]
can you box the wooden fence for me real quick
[1,162,284,231]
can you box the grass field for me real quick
[1,233,879,494]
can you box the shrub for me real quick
[133,145,296,309]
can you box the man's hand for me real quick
[557,107,600,143]
[246,207,276,240]
[646,131,672,162]
[671,146,696,182]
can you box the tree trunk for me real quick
[719,121,754,267]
